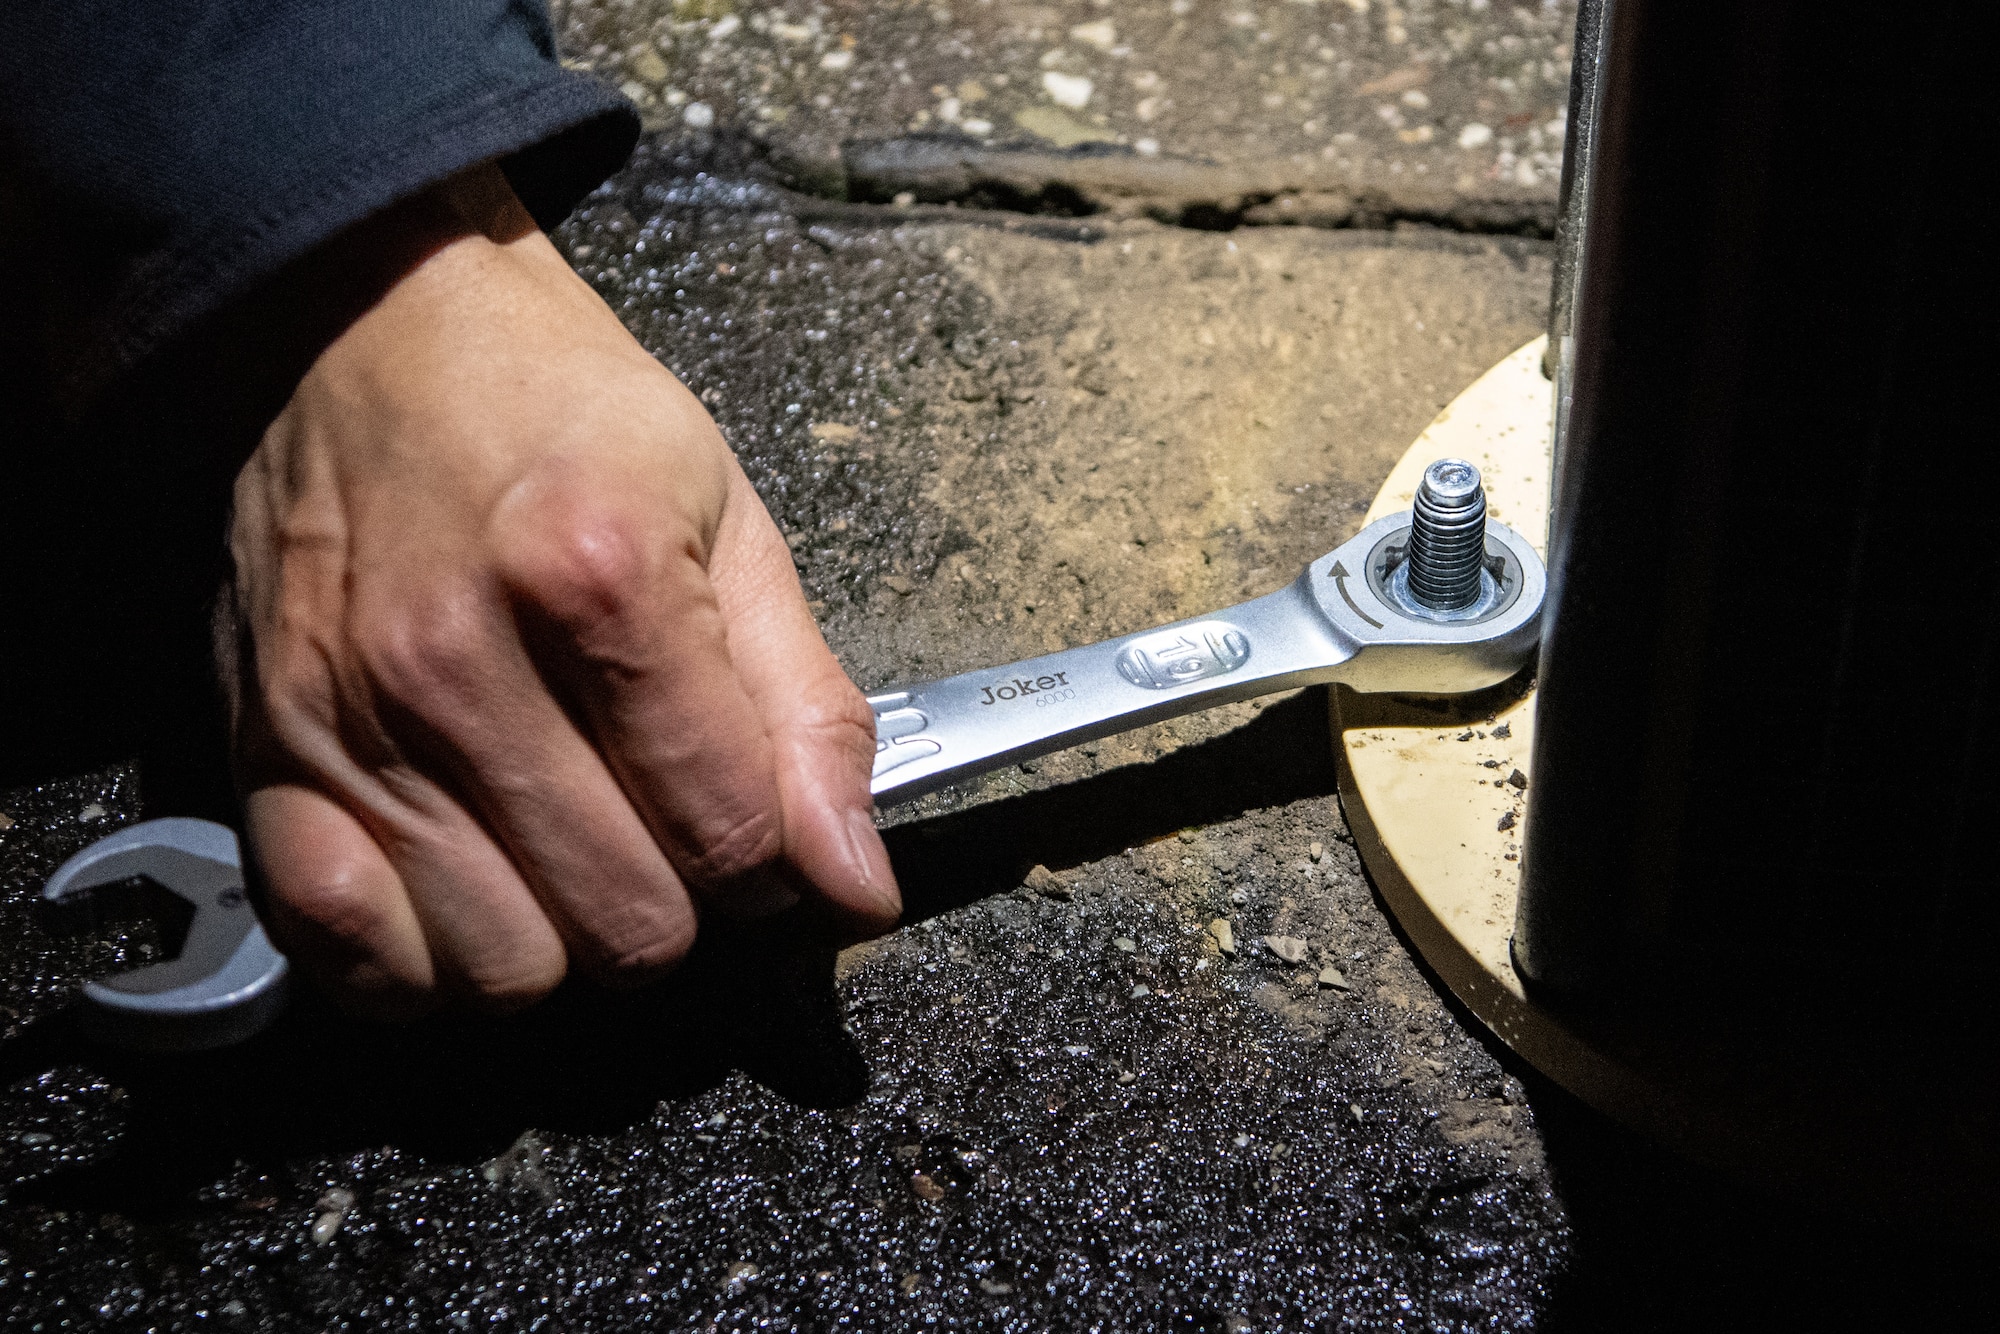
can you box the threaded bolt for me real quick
[1407,458,1488,612]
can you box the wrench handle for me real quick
[867,577,1355,802]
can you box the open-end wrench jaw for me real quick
[41,818,290,1052]
[867,509,1545,804]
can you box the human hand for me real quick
[222,164,898,1016]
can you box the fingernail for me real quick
[845,806,902,918]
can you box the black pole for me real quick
[1517,0,1996,1024]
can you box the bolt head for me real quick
[1420,458,1483,508]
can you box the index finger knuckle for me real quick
[495,491,659,639]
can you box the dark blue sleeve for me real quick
[0,1,638,409]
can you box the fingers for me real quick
[242,782,432,1018]
[707,467,902,934]
[242,764,576,1014]
[491,466,798,913]
[346,572,700,986]
[233,510,576,1013]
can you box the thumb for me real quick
[706,469,901,933]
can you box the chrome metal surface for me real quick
[870,509,1546,802]
[43,818,290,1052]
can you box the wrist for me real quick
[164,162,546,456]
[317,161,541,309]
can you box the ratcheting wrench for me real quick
[32,483,1540,1051]
[866,508,1545,803]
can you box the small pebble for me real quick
[78,803,105,822]
[1497,811,1518,832]
[1309,841,1324,862]
[1507,769,1528,790]
[1207,918,1236,956]
[682,101,716,129]
[1263,934,1310,964]
[1113,936,1137,953]
[1024,863,1069,898]
[1318,966,1352,991]
[1070,19,1117,50]
[1130,984,1151,998]
[1492,721,1512,738]
[1117,1070,1138,1085]
[627,47,668,83]
[1042,71,1094,109]
[911,1172,947,1202]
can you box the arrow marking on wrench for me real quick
[1329,561,1383,628]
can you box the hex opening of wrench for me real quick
[42,818,290,1052]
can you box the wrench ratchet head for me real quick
[1306,512,1545,695]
